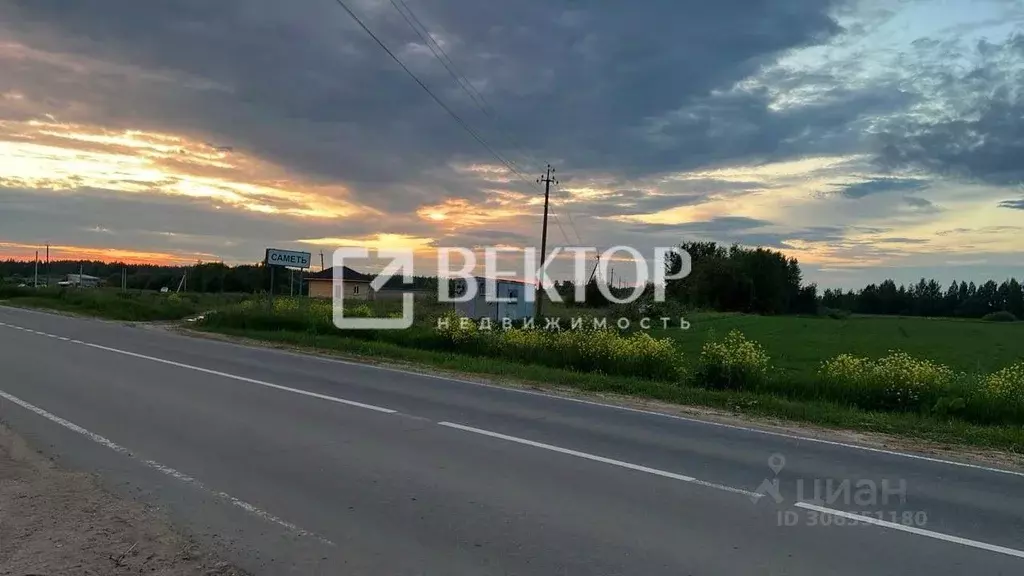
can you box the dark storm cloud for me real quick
[874,237,930,245]
[580,192,709,218]
[628,82,912,177]
[437,230,532,248]
[731,226,847,249]
[637,216,773,234]
[903,196,935,209]
[879,34,1024,185]
[577,178,767,217]
[837,178,928,199]
[0,0,884,208]
[936,225,1022,236]
[630,217,846,249]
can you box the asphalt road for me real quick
[0,305,1022,575]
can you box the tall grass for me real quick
[197,297,1024,427]
[200,300,684,380]
[0,286,250,321]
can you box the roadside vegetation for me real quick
[0,285,248,321]
[191,296,1024,450]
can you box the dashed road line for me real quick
[439,421,763,499]
[0,387,335,546]
[795,502,1024,560]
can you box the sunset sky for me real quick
[1,0,1022,288]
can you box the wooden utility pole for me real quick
[536,164,558,321]
[33,250,39,288]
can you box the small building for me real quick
[373,287,435,301]
[306,266,373,300]
[453,277,535,322]
[58,274,101,288]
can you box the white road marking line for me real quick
[438,421,761,499]
[0,388,335,546]
[188,327,1024,478]
[0,321,396,414]
[1,313,1022,477]
[794,502,1024,560]
[77,340,398,414]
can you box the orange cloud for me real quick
[297,234,436,253]
[0,241,213,265]
[416,197,527,227]
[0,118,378,221]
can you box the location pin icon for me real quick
[768,453,785,475]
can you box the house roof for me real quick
[459,276,537,286]
[305,266,373,282]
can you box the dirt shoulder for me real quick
[0,423,249,576]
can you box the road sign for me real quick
[265,248,312,269]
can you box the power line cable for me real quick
[332,0,578,250]
[329,0,536,190]
[387,0,546,175]
[550,212,572,245]
[561,198,584,245]
[387,0,588,248]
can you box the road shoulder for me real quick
[0,422,248,575]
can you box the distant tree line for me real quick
[554,242,818,315]
[821,278,1024,319]
[3,250,1021,320]
[0,259,439,295]
[0,259,279,293]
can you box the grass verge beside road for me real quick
[192,325,1024,454]
[0,286,249,321]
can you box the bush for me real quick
[610,293,689,324]
[437,314,685,381]
[818,351,956,412]
[0,285,33,299]
[692,330,771,390]
[828,308,851,320]
[816,306,850,319]
[541,328,683,381]
[982,362,1024,406]
[981,311,1017,322]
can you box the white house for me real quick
[453,277,535,322]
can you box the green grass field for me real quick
[655,312,1023,378]
[0,286,253,321]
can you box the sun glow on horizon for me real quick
[0,118,375,221]
[0,241,213,266]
